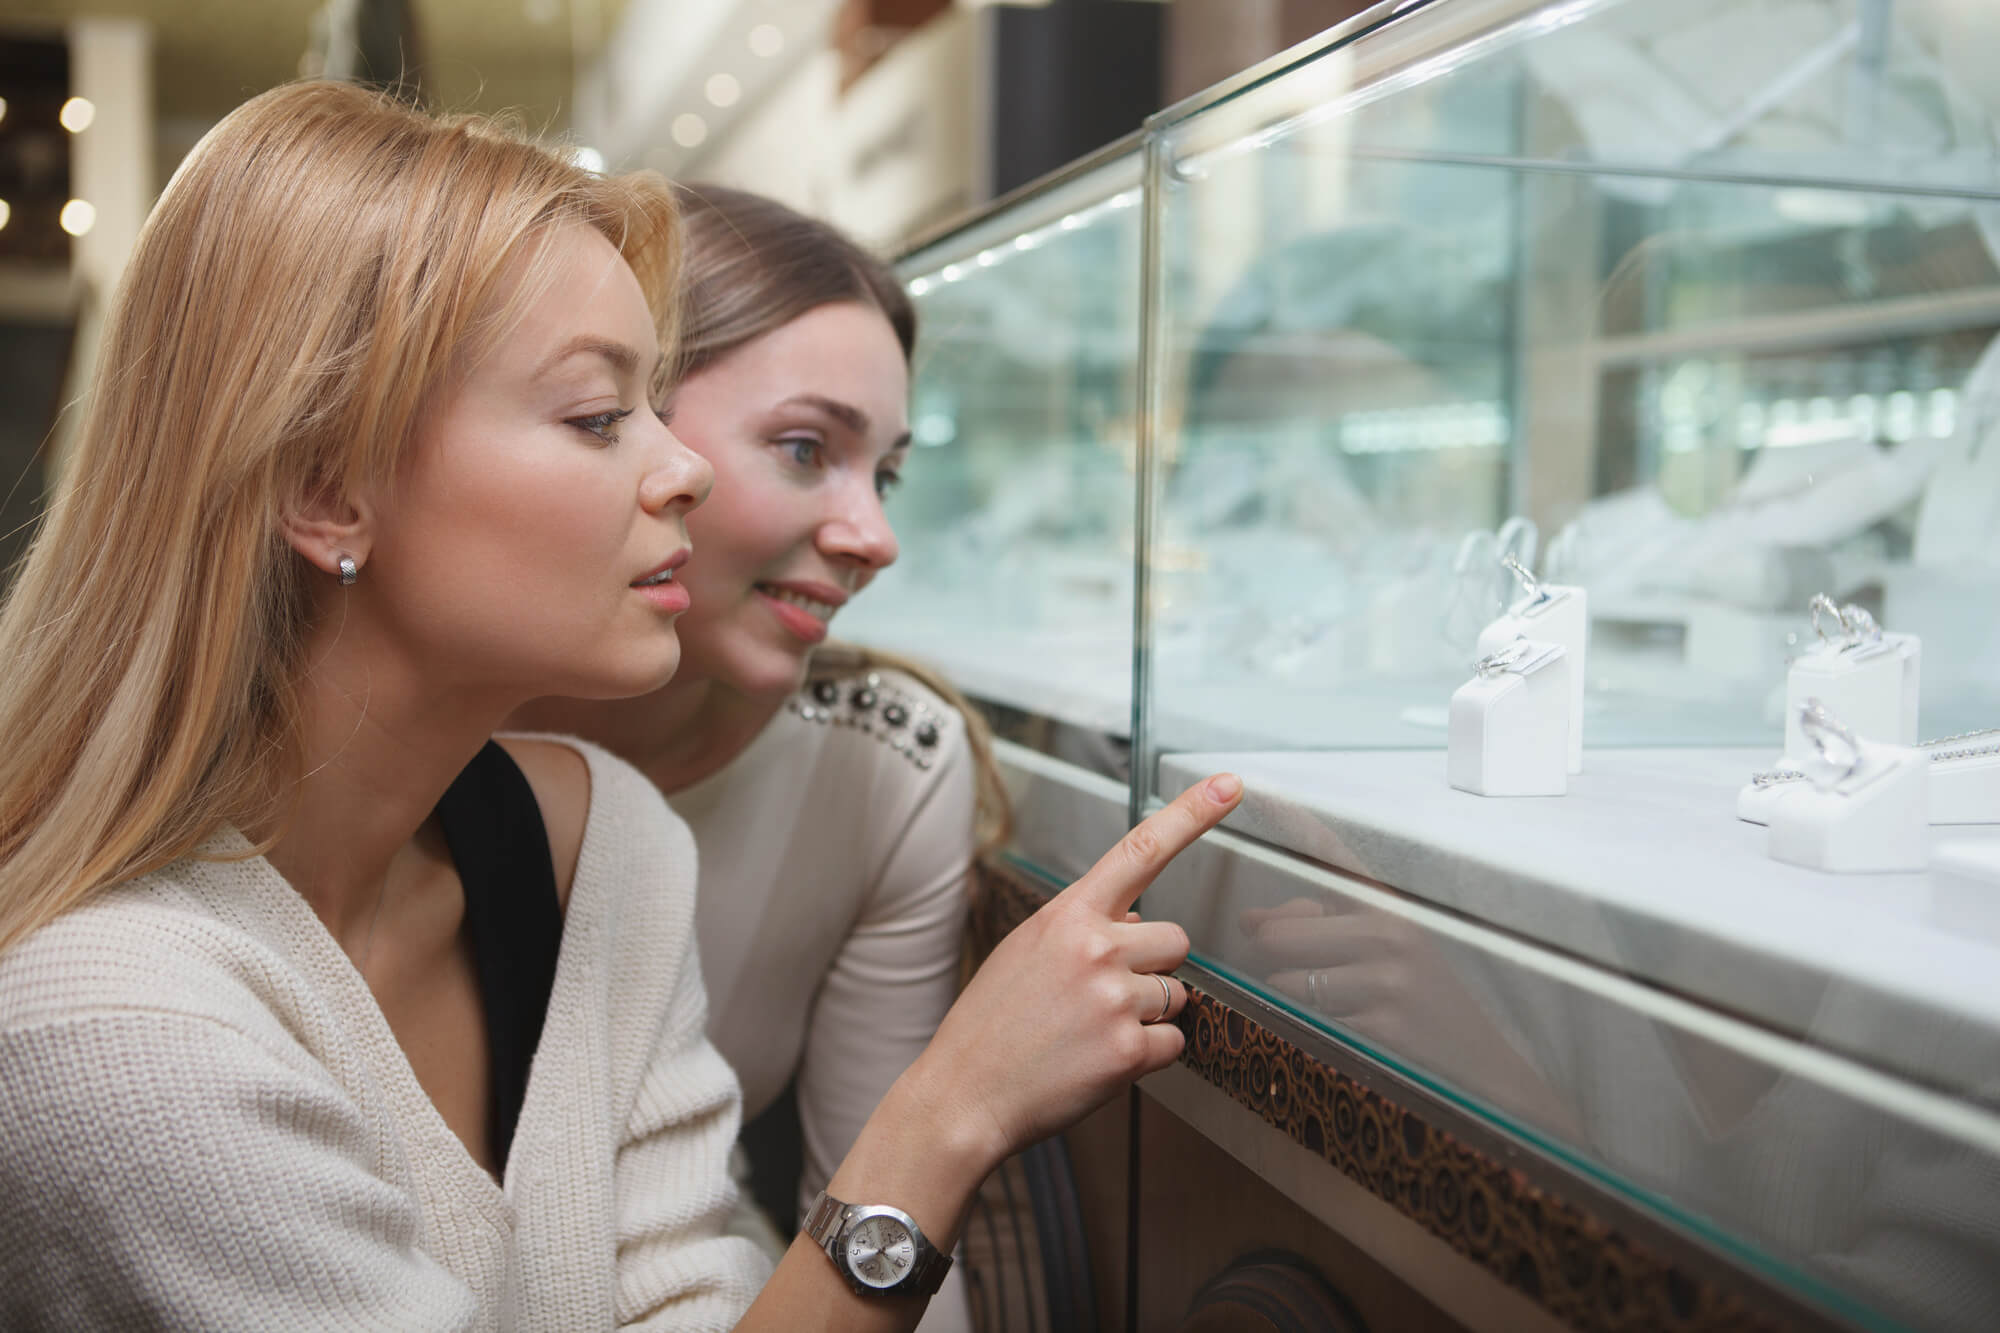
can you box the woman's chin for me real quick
[713,644,814,700]
[570,647,684,702]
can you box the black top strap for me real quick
[433,740,564,1170]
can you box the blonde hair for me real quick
[0,81,681,954]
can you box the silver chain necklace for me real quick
[1922,728,2000,764]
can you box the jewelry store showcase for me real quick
[840,1,2000,1329]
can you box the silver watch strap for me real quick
[803,1190,847,1252]
[803,1189,953,1297]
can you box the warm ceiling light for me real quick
[748,24,783,58]
[671,113,708,149]
[60,198,97,237]
[59,97,96,133]
[0,199,10,231]
[705,73,741,108]
[0,97,8,127]
[570,145,606,174]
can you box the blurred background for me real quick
[0,0,1373,581]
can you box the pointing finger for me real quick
[1067,774,1242,919]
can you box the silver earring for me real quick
[338,555,358,586]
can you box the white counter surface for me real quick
[1160,746,2000,1102]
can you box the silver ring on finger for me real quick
[1306,968,1330,1012]
[1141,973,1173,1025]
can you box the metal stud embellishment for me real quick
[785,670,943,771]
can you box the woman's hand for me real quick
[1241,896,1578,1134]
[907,773,1243,1173]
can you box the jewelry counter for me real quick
[850,0,2000,1327]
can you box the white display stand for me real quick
[1767,740,1930,874]
[1447,639,1569,797]
[1783,633,1921,758]
[1477,583,1587,773]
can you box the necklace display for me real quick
[1922,728,2000,764]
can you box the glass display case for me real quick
[857,1,2000,1328]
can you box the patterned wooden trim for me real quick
[969,858,1795,1333]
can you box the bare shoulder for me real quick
[494,736,590,910]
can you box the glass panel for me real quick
[1139,0,2000,1325]
[839,152,1145,758]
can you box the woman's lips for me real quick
[631,549,692,614]
[755,582,836,644]
[636,579,691,613]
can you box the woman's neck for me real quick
[509,673,787,796]
[256,621,517,953]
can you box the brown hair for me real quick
[673,184,916,376]
[0,81,682,953]
[674,186,1011,859]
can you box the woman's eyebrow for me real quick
[776,392,868,434]
[536,334,643,381]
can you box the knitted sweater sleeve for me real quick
[0,1007,480,1330]
[582,748,772,1329]
[610,937,773,1328]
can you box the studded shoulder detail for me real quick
[787,669,950,771]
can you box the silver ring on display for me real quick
[1749,768,1808,788]
[1797,696,1862,790]
[1499,553,1545,605]
[1473,640,1531,678]
[1142,973,1173,1025]
[1808,593,1847,645]
[1838,604,1881,650]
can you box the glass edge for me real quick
[894,130,1146,268]
[1128,133,1170,831]
[1144,0,1504,132]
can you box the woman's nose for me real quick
[641,428,714,515]
[819,484,899,572]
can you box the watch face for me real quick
[842,1212,917,1289]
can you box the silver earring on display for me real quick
[337,555,359,587]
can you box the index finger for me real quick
[1066,774,1243,918]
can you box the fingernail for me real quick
[1207,774,1242,803]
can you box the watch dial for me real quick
[843,1214,917,1289]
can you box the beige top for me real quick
[0,739,769,1330]
[673,664,975,1218]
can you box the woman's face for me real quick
[361,224,712,703]
[671,300,909,696]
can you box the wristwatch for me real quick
[803,1189,952,1298]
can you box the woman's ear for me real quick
[281,480,377,584]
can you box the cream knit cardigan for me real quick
[0,740,771,1329]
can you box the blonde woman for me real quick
[513,187,1002,1329]
[0,81,1237,1329]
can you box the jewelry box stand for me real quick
[1737,600,1923,826]
[1765,738,1930,874]
[1474,564,1587,775]
[1447,639,1570,797]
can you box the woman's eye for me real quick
[875,470,903,500]
[781,437,823,468]
[653,398,677,428]
[569,407,634,444]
